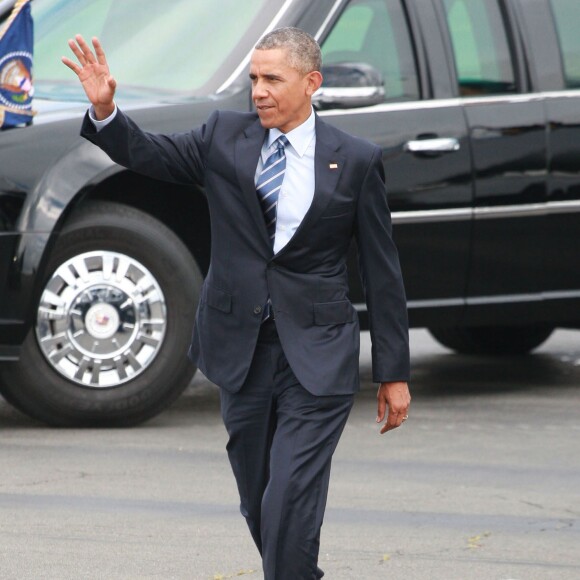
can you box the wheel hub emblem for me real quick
[85,302,120,340]
[95,313,110,326]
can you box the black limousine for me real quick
[1,0,579,425]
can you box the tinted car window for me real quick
[442,0,517,96]
[31,0,284,101]
[549,0,580,88]
[321,0,419,101]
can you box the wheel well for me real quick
[70,171,211,276]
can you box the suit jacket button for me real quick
[253,306,262,315]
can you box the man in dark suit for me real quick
[64,27,411,579]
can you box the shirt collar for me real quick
[266,108,316,158]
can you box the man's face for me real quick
[250,48,322,134]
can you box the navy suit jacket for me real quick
[81,109,410,395]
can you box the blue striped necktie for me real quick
[256,135,289,246]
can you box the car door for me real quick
[536,0,580,320]
[316,0,474,327]
[436,0,549,325]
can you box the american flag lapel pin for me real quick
[329,163,338,169]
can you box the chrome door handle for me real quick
[404,137,460,153]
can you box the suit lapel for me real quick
[274,117,345,259]
[235,118,271,249]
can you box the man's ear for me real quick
[305,71,323,96]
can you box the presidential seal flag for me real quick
[0,0,35,129]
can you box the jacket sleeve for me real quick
[354,145,410,383]
[80,107,219,187]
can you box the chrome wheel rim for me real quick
[36,251,167,388]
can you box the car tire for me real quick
[428,326,553,355]
[0,201,202,427]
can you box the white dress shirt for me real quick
[90,105,316,254]
[255,110,316,254]
[89,104,117,130]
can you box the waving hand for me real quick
[62,35,116,120]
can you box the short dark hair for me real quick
[255,27,322,74]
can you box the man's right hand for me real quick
[62,35,116,120]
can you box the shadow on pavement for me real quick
[3,329,579,427]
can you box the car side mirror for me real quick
[313,62,385,110]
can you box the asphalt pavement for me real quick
[1,329,579,580]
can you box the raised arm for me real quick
[62,34,208,187]
[62,35,116,120]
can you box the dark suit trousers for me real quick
[220,320,354,580]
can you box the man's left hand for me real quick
[376,381,411,434]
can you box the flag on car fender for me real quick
[0,0,35,129]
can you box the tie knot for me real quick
[276,135,290,151]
